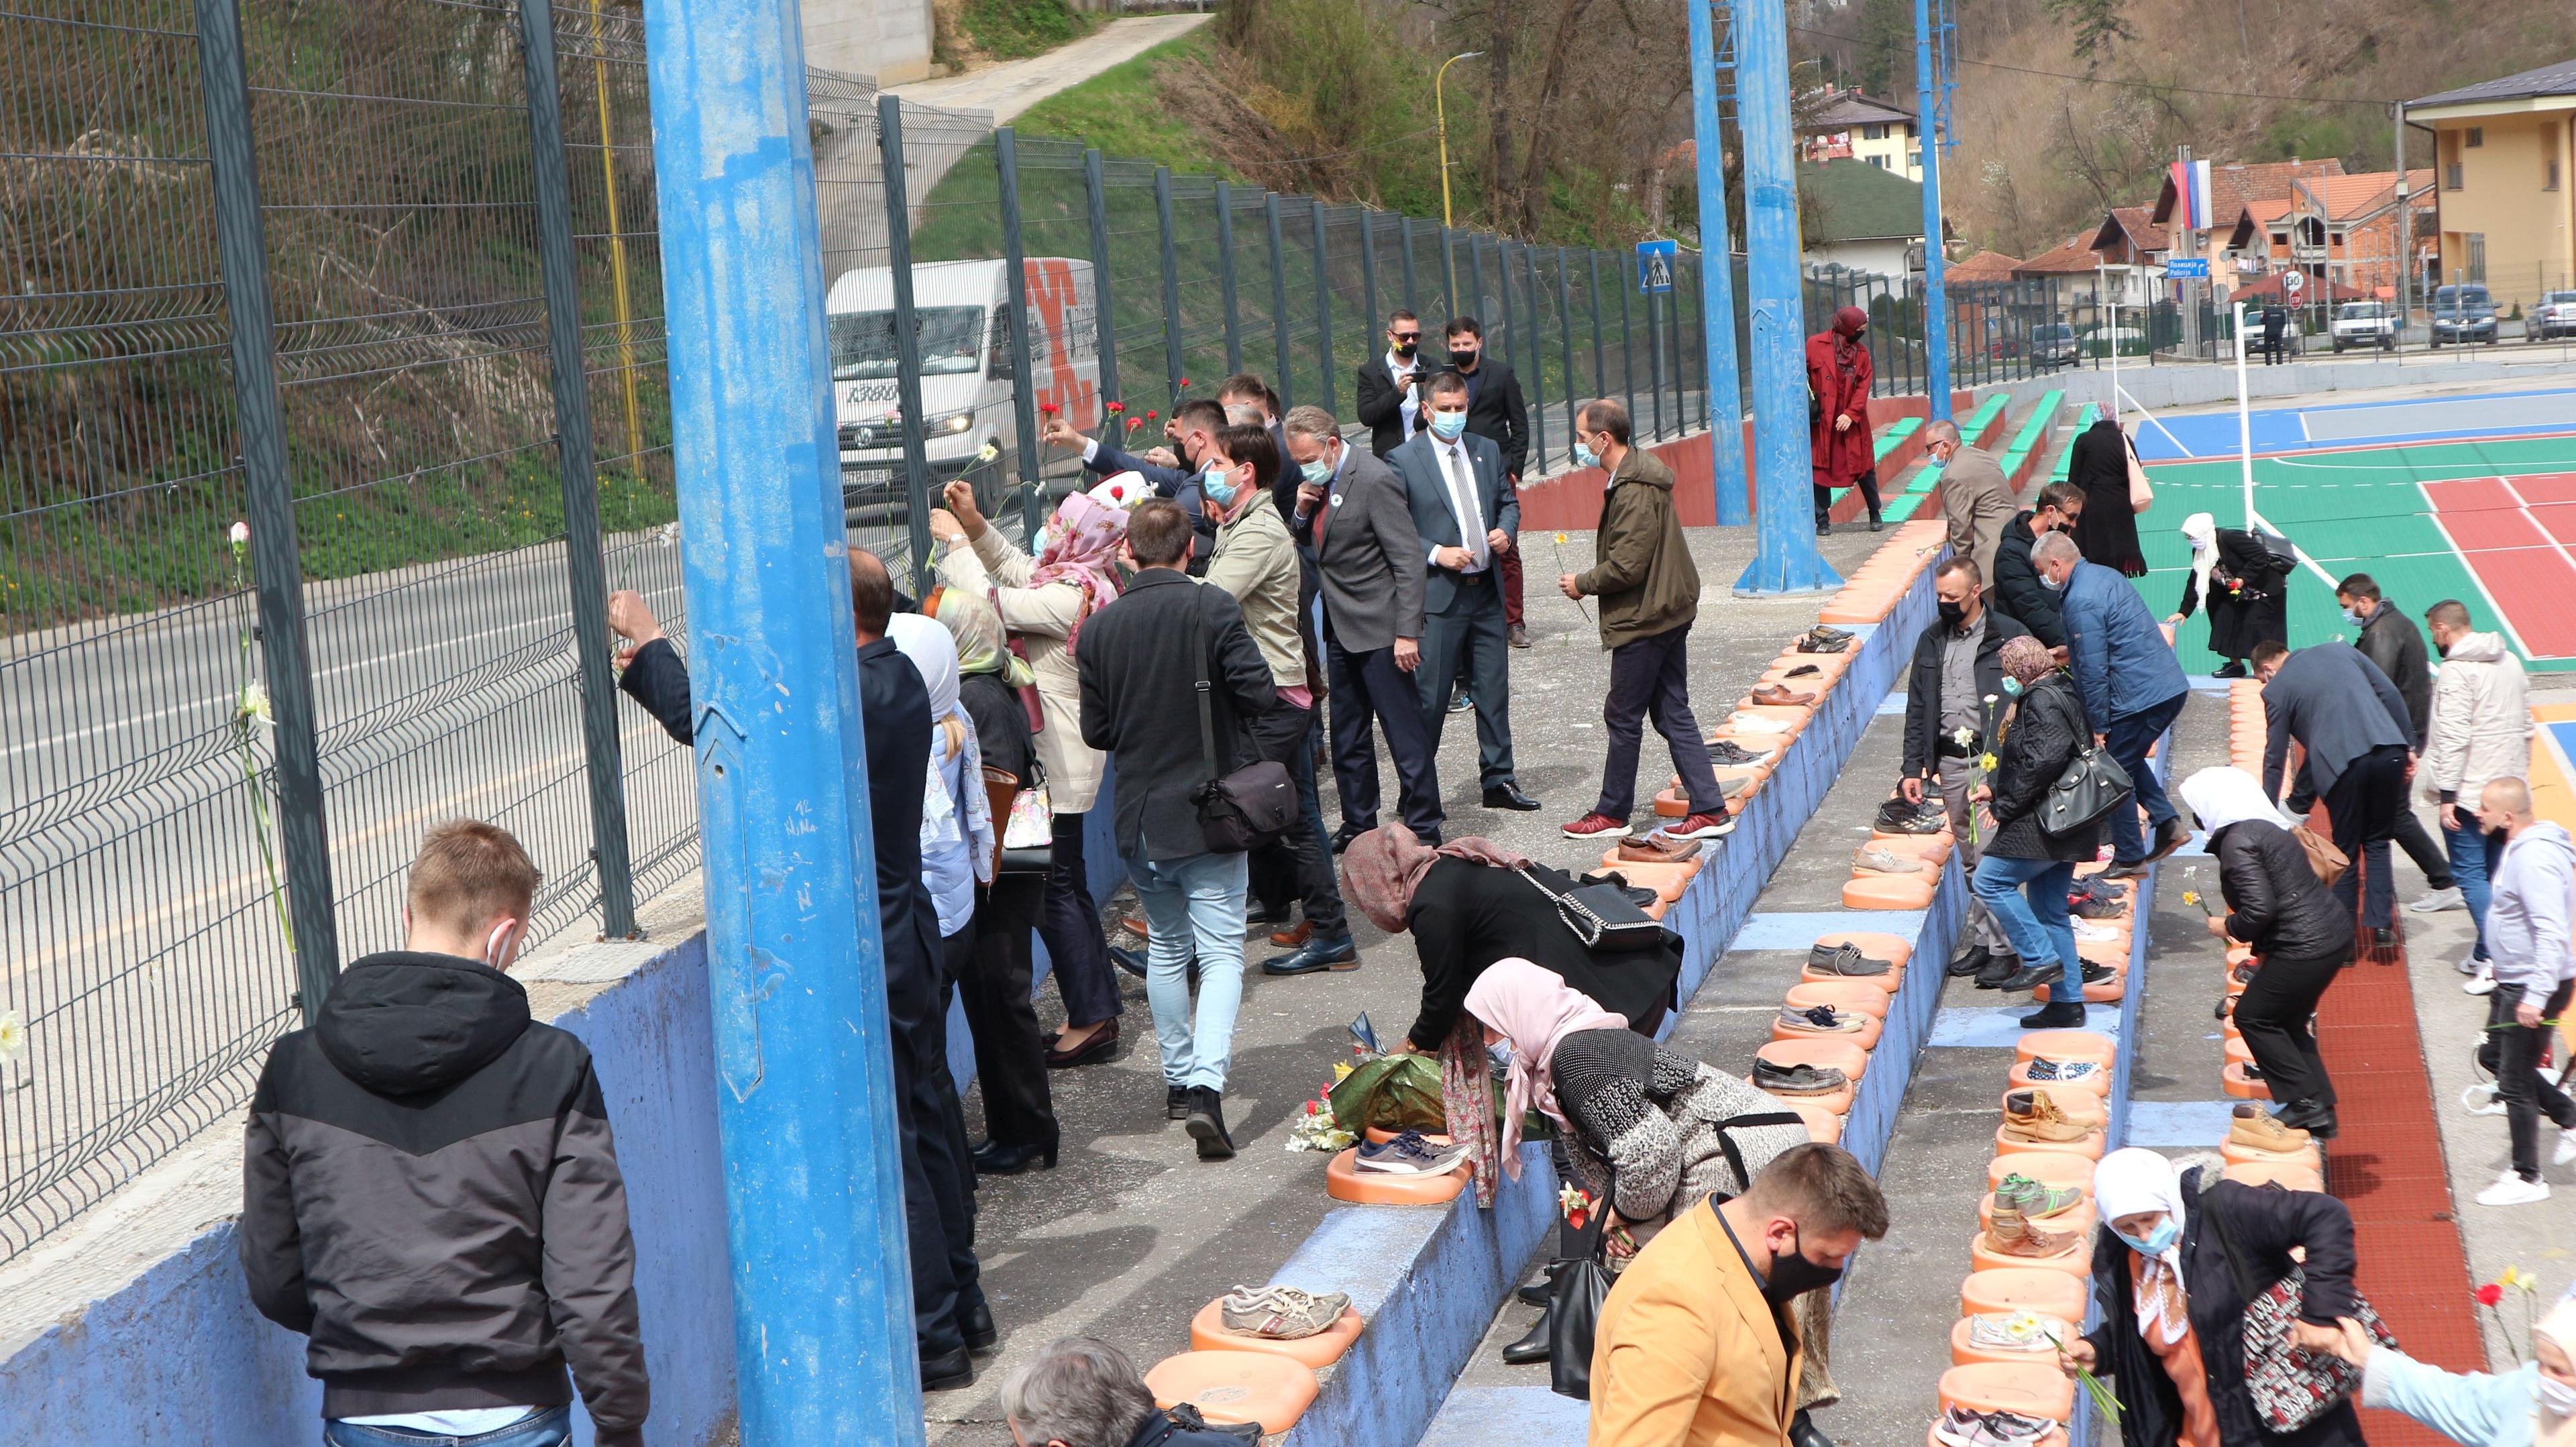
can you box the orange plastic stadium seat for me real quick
[1984,1150,2094,1195]
[1324,1148,1467,1205]
[1961,1267,2088,1322]
[2015,1031,2115,1071]
[2221,1062,2273,1101]
[2223,1036,2255,1069]
[1940,1363,2078,1423]
[2221,1137,2320,1171]
[1792,1102,1844,1143]
[1844,872,1937,910]
[1978,1193,2098,1242]
[1758,1037,1869,1083]
[1188,1295,1363,1368]
[2222,1160,2324,1192]
[1144,1351,1319,1436]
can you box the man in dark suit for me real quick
[1389,369,1539,813]
[1042,398,1223,570]
[1076,500,1277,1157]
[1443,317,1533,649]
[1354,309,1429,459]
[603,551,987,1391]
[1285,405,1439,852]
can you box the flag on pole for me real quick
[2169,158,2212,231]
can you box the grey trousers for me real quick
[1939,763,2015,955]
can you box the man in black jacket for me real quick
[1443,317,1534,649]
[1043,398,1223,571]
[1354,309,1429,458]
[2255,639,2416,946]
[2337,572,2463,913]
[1988,482,2084,652]
[605,551,989,1390]
[1899,559,2030,984]
[242,820,650,1447]
[1077,500,1278,1157]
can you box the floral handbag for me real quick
[2208,1190,2396,1432]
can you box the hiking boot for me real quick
[2228,1102,2310,1155]
[1709,739,1776,767]
[1219,1284,1352,1341]
[1854,845,1928,875]
[1776,1004,1866,1035]
[1617,834,1704,865]
[1806,941,1892,977]
[2002,1089,2096,1144]
[1994,1171,2086,1220]
[1984,1199,2078,1258]
[1562,811,1633,840]
[1754,1058,1849,1096]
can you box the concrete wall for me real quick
[805,0,935,85]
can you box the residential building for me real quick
[2218,170,2436,300]
[2086,207,2170,309]
[1799,89,1924,180]
[2409,59,2576,308]
[2013,237,2110,303]
[1801,158,1935,282]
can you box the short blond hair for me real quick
[407,819,541,931]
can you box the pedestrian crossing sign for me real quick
[1637,239,1676,294]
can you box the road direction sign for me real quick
[2163,258,2209,279]
[1638,239,1676,294]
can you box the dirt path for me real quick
[889,11,1211,123]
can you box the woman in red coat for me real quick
[1806,305,1880,533]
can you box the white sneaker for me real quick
[2476,1172,2551,1207]
[2557,1128,2576,1168]
[2465,964,2497,996]
[2458,950,2483,976]
[2409,886,2466,914]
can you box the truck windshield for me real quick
[830,307,987,380]
[2336,305,2381,319]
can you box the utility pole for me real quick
[1913,0,1951,421]
[1686,0,1750,523]
[2393,102,2410,346]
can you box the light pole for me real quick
[1436,51,1484,226]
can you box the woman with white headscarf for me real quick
[2064,1147,2363,1447]
[889,611,996,965]
[2179,766,2354,1138]
[2167,511,2294,678]
[2322,1282,2576,1447]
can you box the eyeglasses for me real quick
[1391,331,1420,343]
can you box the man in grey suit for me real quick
[1285,405,1442,850]
[1387,370,1540,813]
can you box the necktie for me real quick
[1445,445,1486,570]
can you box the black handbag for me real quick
[1188,606,1298,855]
[1548,1216,1615,1400]
[1515,866,1666,952]
[2035,690,2135,836]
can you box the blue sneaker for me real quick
[1353,1130,1468,1176]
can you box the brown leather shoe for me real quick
[1044,1017,1120,1069]
[1270,920,1312,949]
[2002,1089,2096,1144]
[1616,835,1704,864]
[1984,1200,2078,1258]
[1117,911,1150,940]
[1750,684,1817,707]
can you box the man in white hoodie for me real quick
[2423,600,2533,994]
[2471,776,2576,1206]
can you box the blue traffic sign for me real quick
[2163,258,2210,279]
[1638,239,1676,294]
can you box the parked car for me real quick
[2330,301,2398,352]
[2031,322,2080,368]
[2080,323,2149,358]
[2430,283,2499,346]
[2528,290,2576,341]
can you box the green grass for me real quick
[959,0,1099,60]
[1012,31,1236,177]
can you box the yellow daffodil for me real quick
[0,1009,23,1063]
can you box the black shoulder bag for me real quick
[1189,601,1298,854]
[2037,685,2137,836]
[1513,865,1666,952]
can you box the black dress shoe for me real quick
[1791,1408,1837,1447]
[922,1346,975,1391]
[1483,782,1542,811]
[1168,1084,1190,1120]
[1501,1304,1552,1364]
[2213,659,2249,679]
[1995,962,2062,993]
[2020,999,2088,1029]
[2100,859,2150,879]
[961,1299,998,1354]
[1330,821,1372,855]
[1044,1018,1119,1069]
[972,1138,1059,1175]
[2143,816,2192,863]
[2276,1100,2339,1138]
[2373,926,2398,949]
[1947,944,1992,978]
[1263,935,1361,975]
[1973,953,2023,989]
[1185,1086,1235,1160]
[1108,946,1148,979]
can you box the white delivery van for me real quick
[825,256,1101,517]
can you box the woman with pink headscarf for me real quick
[1462,959,1833,1410]
[1805,305,1879,534]
[932,479,1130,1067]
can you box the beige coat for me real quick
[935,528,1108,813]
[1938,443,2018,584]
[2424,631,2532,805]
[1589,1201,1801,1447]
[1203,494,1305,688]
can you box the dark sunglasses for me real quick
[1391,330,1421,342]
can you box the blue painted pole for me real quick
[638,2,920,1440]
[1732,0,1839,594]
[1686,0,1750,525]
[1915,0,1952,421]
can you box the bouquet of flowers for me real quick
[1287,1059,1360,1153]
[2475,1267,2544,1360]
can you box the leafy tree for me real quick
[2042,0,2135,67]
[1857,0,1912,97]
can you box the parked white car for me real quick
[2330,302,2398,352]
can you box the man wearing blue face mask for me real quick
[2035,530,2192,876]
[1388,370,1538,815]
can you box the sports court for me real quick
[2120,385,2576,672]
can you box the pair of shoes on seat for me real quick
[1755,1057,1849,1095]
[1809,941,1894,978]
[2228,1102,2310,1155]
[2002,1089,2094,1144]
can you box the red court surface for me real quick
[2424,474,2576,658]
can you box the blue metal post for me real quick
[638,1,920,1438]
[1686,0,1750,523]
[1915,0,1952,421]
[1732,0,1839,594]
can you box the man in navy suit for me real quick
[1387,370,1540,813]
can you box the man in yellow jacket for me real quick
[1590,1143,1888,1447]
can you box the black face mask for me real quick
[2436,639,2451,659]
[1451,346,1479,368]
[1938,599,1969,627]
[1392,339,1418,360]
[1764,1228,1844,1303]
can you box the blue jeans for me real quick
[2447,803,2507,961]
[325,1408,571,1447]
[1972,855,2080,979]
[1125,848,1250,1091]
[2103,691,2187,865]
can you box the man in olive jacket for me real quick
[1558,399,1729,842]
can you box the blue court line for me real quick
[1876,691,1911,715]
[1731,910,1928,952]
[2121,1100,2240,1146]
[1927,1002,2122,1047]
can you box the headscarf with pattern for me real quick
[1024,493,1127,657]
[924,585,1032,688]
[1338,823,1529,934]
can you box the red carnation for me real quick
[1039,401,1060,416]
[2476,1283,2505,1307]
[1145,410,1159,420]
[1106,401,1125,414]
[1177,378,1190,388]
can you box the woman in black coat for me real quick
[1970,637,2103,1030]
[2179,766,2354,1138]
[2065,1148,2365,1447]
[2170,513,2295,678]
[2069,417,2148,576]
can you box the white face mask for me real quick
[2538,1373,2576,1418]
[1487,1040,1514,1075]
[2041,570,2064,592]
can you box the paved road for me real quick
[888,13,1212,124]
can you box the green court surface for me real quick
[2132,433,2576,674]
